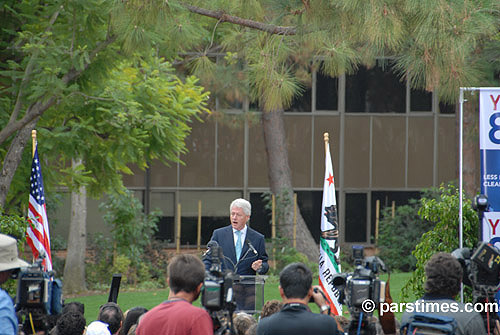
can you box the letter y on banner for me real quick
[480,88,500,246]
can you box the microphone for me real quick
[203,240,218,257]
[247,241,258,255]
[207,240,219,248]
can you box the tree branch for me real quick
[183,4,297,36]
[10,7,62,124]
[0,35,117,145]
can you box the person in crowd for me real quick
[120,307,148,335]
[136,254,213,335]
[62,301,85,316]
[245,324,257,335]
[54,312,86,335]
[401,252,486,335]
[49,301,86,335]
[0,233,29,335]
[126,324,138,335]
[99,302,124,335]
[87,302,123,335]
[260,299,283,319]
[234,312,257,335]
[256,262,342,335]
[86,320,111,335]
[204,198,268,275]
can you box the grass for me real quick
[66,272,415,324]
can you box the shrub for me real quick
[401,184,478,301]
[85,190,164,288]
[270,237,318,277]
[378,194,436,272]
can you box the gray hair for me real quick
[230,198,251,216]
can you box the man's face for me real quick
[230,206,249,231]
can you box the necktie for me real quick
[235,230,242,261]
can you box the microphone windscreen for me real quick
[207,240,219,248]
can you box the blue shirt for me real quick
[0,288,17,335]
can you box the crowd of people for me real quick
[1,198,499,335]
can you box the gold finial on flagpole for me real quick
[324,132,330,156]
[32,130,37,158]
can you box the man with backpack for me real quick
[401,252,486,335]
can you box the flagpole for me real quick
[32,130,37,158]
[324,132,329,155]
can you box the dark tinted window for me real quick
[346,62,405,113]
[345,193,367,242]
[316,72,339,111]
[287,87,312,112]
[439,101,456,114]
[410,88,432,112]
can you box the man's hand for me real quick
[251,259,263,271]
[311,285,328,307]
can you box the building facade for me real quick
[53,61,457,247]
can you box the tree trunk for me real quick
[261,109,318,261]
[63,158,87,294]
[463,97,480,199]
[0,118,39,209]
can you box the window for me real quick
[250,191,338,243]
[286,87,312,112]
[410,88,432,112]
[316,72,339,111]
[439,101,456,114]
[346,62,406,113]
[370,191,421,243]
[344,193,367,242]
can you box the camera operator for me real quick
[136,254,213,335]
[257,262,342,335]
[401,252,488,335]
[0,233,28,335]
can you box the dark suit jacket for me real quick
[204,225,269,275]
[257,303,340,335]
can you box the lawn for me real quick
[66,272,415,324]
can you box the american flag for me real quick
[27,145,52,271]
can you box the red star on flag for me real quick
[326,173,334,186]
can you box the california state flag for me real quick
[318,135,342,315]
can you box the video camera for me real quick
[333,245,386,335]
[202,241,238,335]
[14,258,62,333]
[452,241,500,331]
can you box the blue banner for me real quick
[480,88,500,242]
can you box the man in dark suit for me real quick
[204,198,269,312]
[257,263,341,335]
[205,198,269,275]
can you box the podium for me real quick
[233,275,267,315]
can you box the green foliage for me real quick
[0,212,27,242]
[99,190,160,265]
[1,1,210,212]
[378,190,437,272]
[39,54,209,198]
[270,237,318,277]
[85,190,169,288]
[401,184,478,301]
